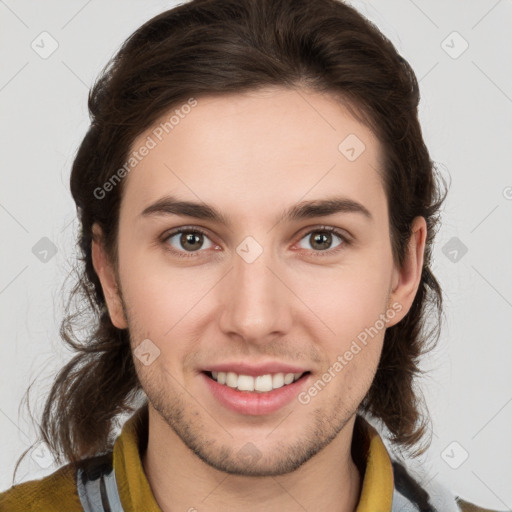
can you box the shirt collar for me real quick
[113,403,394,511]
[113,403,161,511]
[353,415,394,511]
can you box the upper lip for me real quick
[203,362,309,377]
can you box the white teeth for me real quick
[254,374,273,392]
[283,373,295,385]
[272,373,285,389]
[226,371,238,388]
[210,371,305,392]
[237,374,255,391]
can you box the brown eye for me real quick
[296,227,349,255]
[178,232,204,251]
[164,228,215,256]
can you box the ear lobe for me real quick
[386,216,427,327]
[91,223,128,329]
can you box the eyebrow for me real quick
[139,194,373,226]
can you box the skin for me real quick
[92,86,426,512]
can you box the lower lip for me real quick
[201,372,310,416]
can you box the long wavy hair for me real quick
[13,0,447,481]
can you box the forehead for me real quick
[121,87,386,223]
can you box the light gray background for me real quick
[1,0,511,509]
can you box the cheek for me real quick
[118,245,217,352]
[291,260,392,340]
[289,258,391,393]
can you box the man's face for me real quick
[100,87,408,476]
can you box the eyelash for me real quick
[161,225,351,259]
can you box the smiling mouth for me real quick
[203,370,311,393]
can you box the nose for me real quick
[217,242,293,345]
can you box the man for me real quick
[0,0,504,511]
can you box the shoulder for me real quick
[392,460,508,512]
[456,498,508,512]
[0,462,82,512]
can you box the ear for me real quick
[91,223,128,329]
[386,216,427,327]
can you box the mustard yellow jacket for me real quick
[0,406,506,512]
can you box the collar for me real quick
[353,415,394,511]
[112,403,161,511]
[112,404,394,511]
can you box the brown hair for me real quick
[14,0,447,480]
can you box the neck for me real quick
[142,408,362,512]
